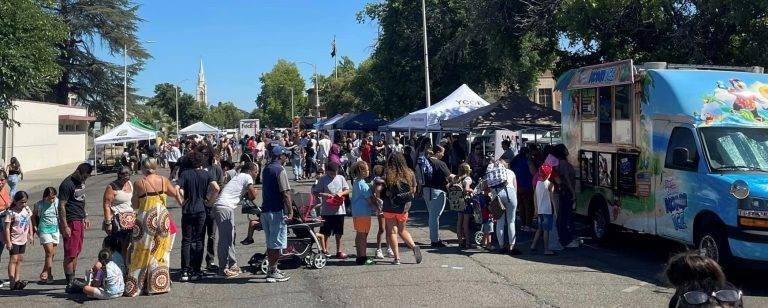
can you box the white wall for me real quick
[3,100,88,172]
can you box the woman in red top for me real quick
[0,170,11,288]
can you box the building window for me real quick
[538,88,553,108]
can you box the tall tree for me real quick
[48,0,150,124]
[146,82,206,128]
[0,0,67,124]
[255,60,306,127]
[321,56,360,115]
[204,102,245,129]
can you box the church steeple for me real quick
[196,59,208,106]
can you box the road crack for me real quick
[467,255,560,308]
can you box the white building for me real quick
[0,99,95,172]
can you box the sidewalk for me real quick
[14,162,81,195]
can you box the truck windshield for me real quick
[700,127,768,172]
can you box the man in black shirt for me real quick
[59,163,93,292]
[176,151,220,282]
[422,145,454,248]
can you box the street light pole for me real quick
[296,61,320,117]
[421,0,432,107]
[279,85,295,119]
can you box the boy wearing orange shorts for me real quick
[349,161,378,265]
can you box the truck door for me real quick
[655,124,702,241]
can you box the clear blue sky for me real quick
[130,0,379,112]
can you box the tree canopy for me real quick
[0,0,67,125]
[255,60,307,127]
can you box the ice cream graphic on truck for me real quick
[557,60,768,265]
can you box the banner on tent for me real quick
[494,130,519,161]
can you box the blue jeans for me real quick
[8,174,19,196]
[494,187,518,248]
[558,190,575,245]
[422,188,446,243]
[292,159,303,180]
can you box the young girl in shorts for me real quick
[32,187,59,284]
[371,165,392,259]
[350,161,378,265]
[4,191,33,290]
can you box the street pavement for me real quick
[1,166,767,307]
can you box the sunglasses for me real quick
[680,289,742,305]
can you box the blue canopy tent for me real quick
[334,112,388,131]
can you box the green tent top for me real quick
[130,118,156,131]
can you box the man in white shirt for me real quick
[166,142,182,181]
[213,162,259,278]
[317,133,331,171]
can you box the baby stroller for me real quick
[247,192,326,274]
[468,182,495,247]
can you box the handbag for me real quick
[324,195,345,208]
[111,211,136,232]
[488,187,508,220]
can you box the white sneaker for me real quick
[0,280,8,288]
[374,249,385,259]
[386,248,394,258]
[566,239,581,248]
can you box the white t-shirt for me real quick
[535,179,553,215]
[215,173,255,209]
[166,146,181,163]
[318,138,331,158]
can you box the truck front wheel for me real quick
[696,220,732,266]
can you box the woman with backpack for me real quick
[380,153,422,265]
[421,145,454,248]
[448,163,473,248]
[486,160,521,255]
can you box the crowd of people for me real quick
[0,129,745,306]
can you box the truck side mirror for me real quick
[672,147,692,168]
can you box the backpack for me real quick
[484,161,508,189]
[447,177,468,212]
[417,155,433,185]
[385,180,414,213]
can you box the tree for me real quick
[320,56,360,115]
[46,0,150,125]
[255,60,306,127]
[133,104,174,134]
[0,0,66,124]
[146,82,206,128]
[204,102,245,129]
[555,0,768,74]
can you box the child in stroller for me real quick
[247,192,327,274]
[467,179,495,248]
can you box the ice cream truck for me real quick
[559,60,768,265]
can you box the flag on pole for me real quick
[331,36,336,58]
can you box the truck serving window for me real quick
[665,127,700,171]
[614,85,632,144]
[598,87,612,143]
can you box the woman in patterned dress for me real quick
[125,158,182,297]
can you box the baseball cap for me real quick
[539,165,553,177]
[272,145,289,156]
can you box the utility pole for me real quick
[421,0,432,107]
[296,61,320,117]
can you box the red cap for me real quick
[539,165,552,177]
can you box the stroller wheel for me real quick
[311,253,327,269]
[260,259,270,274]
[303,254,313,266]
[473,231,485,247]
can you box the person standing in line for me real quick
[59,163,93,293]
[4,191,33,290]
[511,147,536,231]
[530,165,555,255]
[380,153,422,265]
[176,151,220,282]
[289,142,304,181]
[125,158,182,297]
[312,162,351,259]
[166,141,182,181]
[488,160,521,255]
[203,150,225,272]
[422,145,454,248]
[0,170,12,288]
[317,133,331,172]
[101,168,134,256]
[260,146,294,283]
[361,138,373,166]
[214,162,259,278]
[6,157,22,197]
[32,187,60,284]
[350,161,377,265]
[553,144,579,248]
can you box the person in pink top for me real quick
[4,191,34,290]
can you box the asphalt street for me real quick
[1,167,766,307]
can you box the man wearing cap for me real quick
[261,145,294,282]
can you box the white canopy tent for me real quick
[386,84,489,131]
[95,121,157,145]
[179,121,220,135]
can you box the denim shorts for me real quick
[482,219,494,233]
[537,214,553,231]
[260,211,287,250]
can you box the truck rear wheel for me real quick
[590,205,610,243]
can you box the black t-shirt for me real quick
[425,157,451,190]
[206,164,224,186]
[58,175,86,221]
[178,168,214,215]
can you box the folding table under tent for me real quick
[179,121,221,135]
[95,121,158,145]
[386,84,490,131]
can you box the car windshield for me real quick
[700,127,768,172]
